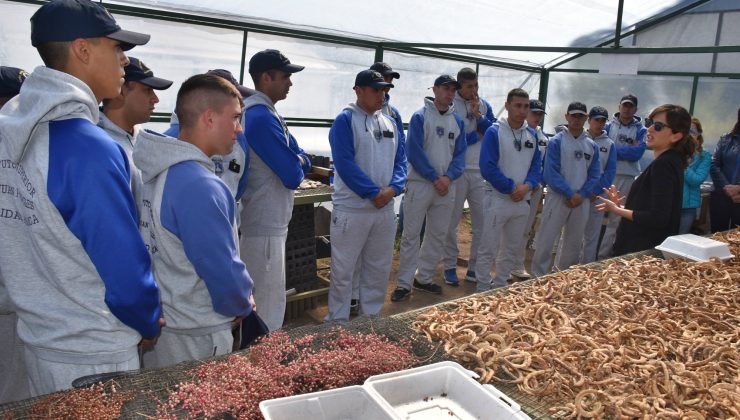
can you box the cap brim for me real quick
[381,71,400,79]
[282,63,305,73]
[363,81,394,89]
[568,110,588,115]
[107,29,150,51]
[620,100,636,105]
[531,108,546,114]
[135,76,174,90]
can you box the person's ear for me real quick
[202,108,215,130]
[69,38,91,65]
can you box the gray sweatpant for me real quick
[0,313,30,403]
[142,328,233,369]
[532,192,590,277]
[397,181,456,288]
[325,208,396,322]
[241,234,287,331]
[443,171,486,271]
[476,194,530,291]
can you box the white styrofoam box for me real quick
[364,361,530,420]
[655,234,734,262]
[259,385,397,420]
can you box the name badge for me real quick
[584,152,592,160]
[600,146,608,153]
[524,140,534,149]
[538,140,547,147]
[228,159,241,173]
[448,132,455,140]
[382,130,394,138]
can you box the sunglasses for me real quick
[645,119,674,133]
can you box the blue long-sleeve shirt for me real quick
[543,131,601,199]
[329,105,407,210]
[242,105,311,190]
[160,162,253,318]
[406,99,467,183]
[48,119,161,339]
[479,123,541,194]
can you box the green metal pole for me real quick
[239,30,248,85]
[374,46,383,63]
[614,0,625,48]
[689,76,699,115]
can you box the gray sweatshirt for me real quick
[452,91,493,172]
[329,103,405,212]
[0,66,161,364]
[98,113,143,219]
[134,130,253,333]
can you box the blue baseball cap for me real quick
[124,57,173,90]
[355,70,393,89]
[249,49,304,75]
[434,74,461,89]
[31,0,150,51]
[0,67,29,98]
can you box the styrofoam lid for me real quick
[655,234,734,262]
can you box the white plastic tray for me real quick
[655,234,734,262]
[259,385,397,420]
[364,361,530,420]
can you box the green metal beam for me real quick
[689,76,699,114]
[379,44,740,54]
[547,0,713,69]
[547,68,740,78]
[614,0,625,48]
[380,45,539,73]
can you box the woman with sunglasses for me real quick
[709,108,740,232]
[679,118,712,233]
[596,104,695,256]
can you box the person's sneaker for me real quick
[391,287,411,302]
[465,270,477,282]
[511,269,532,279]
[349,299,359,316]
[413,279,442,294]
[443,268,459,286]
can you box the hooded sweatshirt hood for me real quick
[134,129,216,184]
[243,90,276,112]
[0,66,98,163]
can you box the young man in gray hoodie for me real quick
[99,57,173,216]
[443,68,495,285]
[135,74,255,368]
[392,75,466,302]
[240,50,311,331]
[325,70,407,322]
[0,0,162,396]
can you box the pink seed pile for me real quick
[159,328,415,419]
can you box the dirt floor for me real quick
[285,212,535,328]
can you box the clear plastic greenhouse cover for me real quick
[109,0,694,67]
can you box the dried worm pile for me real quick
[414,231,740,418]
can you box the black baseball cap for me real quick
[529,99,546,114]
[249,49,304,75]
[31,0,149,51]
[369,62,400,79]
[206,69,255,98]
[434,74,461,89]
[0,67,29,98]
[124,57,173,90]
[567,101,588,115]
[620,94,638,106]
[589,106,609,119]
[355,70,393,89]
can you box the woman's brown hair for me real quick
[691,117,704,153]
[649,104,695,168]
